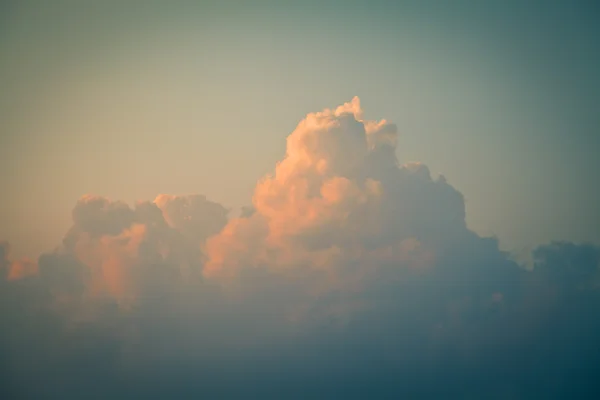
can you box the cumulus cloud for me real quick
[203,96,515,326]
[3,194,228,308]
[0,241,38,281]
[2,98,600,399]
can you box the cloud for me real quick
[203,96,516,326]
[19,194,228,306]
[154,194,229,242]
[533,241,600,288]
[0,241,38,281]
[2,98,600,398]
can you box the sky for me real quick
[1,1,600,399]
[2,0,599,259]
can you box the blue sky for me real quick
[1,0,599,258]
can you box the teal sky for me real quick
[1,0,599,258]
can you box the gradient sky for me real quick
[2,0,599,258]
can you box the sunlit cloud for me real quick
[1,99,599,399]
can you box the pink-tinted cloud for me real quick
[202,98,471,320]
[1,241,38,281]
[2,98,599,399]
[7,258,38,281]
[32,194,228,305]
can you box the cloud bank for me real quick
[2,98,600,399]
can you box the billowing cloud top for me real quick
[203,97,506,322]
[2,98,600,399]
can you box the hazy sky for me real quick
[3,3,600,397]
[2,0,599,258]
